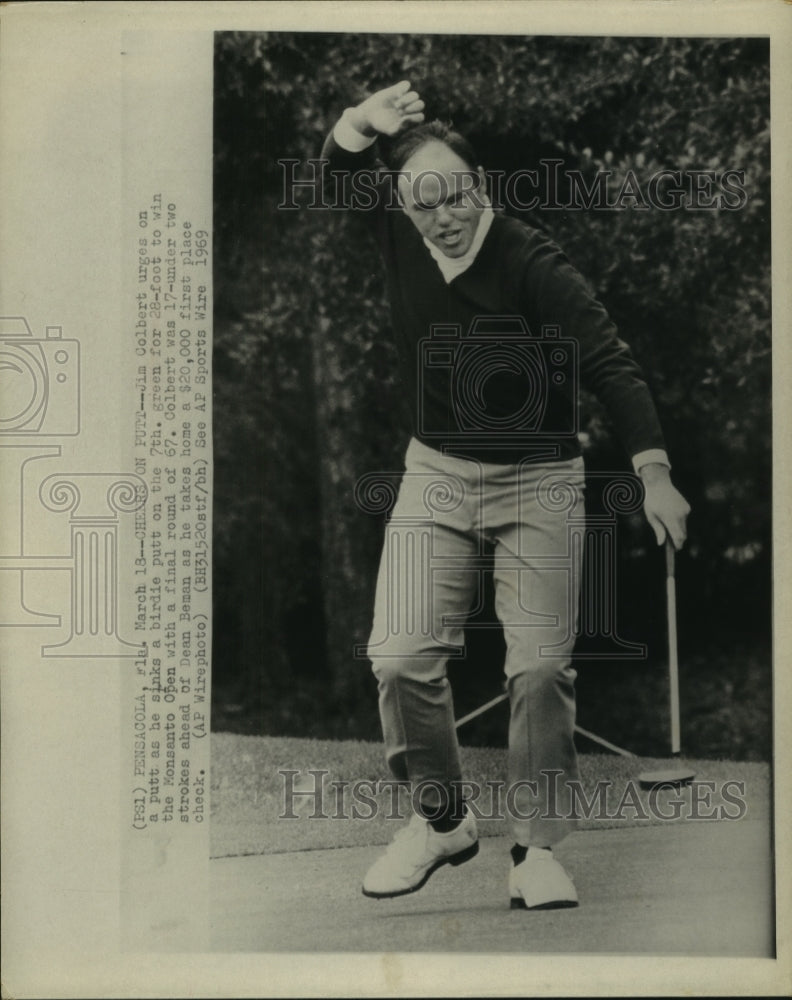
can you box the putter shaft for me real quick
[666,539,681,755]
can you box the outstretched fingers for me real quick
[401,110,425,125]
[385,79,413,98]
[396,91,425,127]
[388,89,424,129]
[395,90,421,108]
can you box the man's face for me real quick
[398,140,486,258]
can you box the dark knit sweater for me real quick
[321,133,666,466]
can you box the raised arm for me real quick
[322,80,424,162]
[319,81,425,227]
[341,80,424,140]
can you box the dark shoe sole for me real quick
[362,840,480,899]
[510,896,579,911]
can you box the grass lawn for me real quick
[210,732,770,859]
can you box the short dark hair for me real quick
[384,120,479,172]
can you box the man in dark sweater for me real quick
[321,81,690,909]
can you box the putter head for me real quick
[638,767,696,790]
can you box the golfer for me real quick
[321,81,690,909]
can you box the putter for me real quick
[638,538,696,789]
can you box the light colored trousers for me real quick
[367,437,586,847]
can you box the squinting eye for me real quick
[450,193,472,207]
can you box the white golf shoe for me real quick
[509,848,579,910]
[362,810,479,899]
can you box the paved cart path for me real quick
[210,817,773,955]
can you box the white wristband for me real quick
[632,449,671,474]
[333,109,377,153]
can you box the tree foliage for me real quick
[212,32,771,759]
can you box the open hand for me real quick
[352,80,425,137]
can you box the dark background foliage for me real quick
[211,32,771,761]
